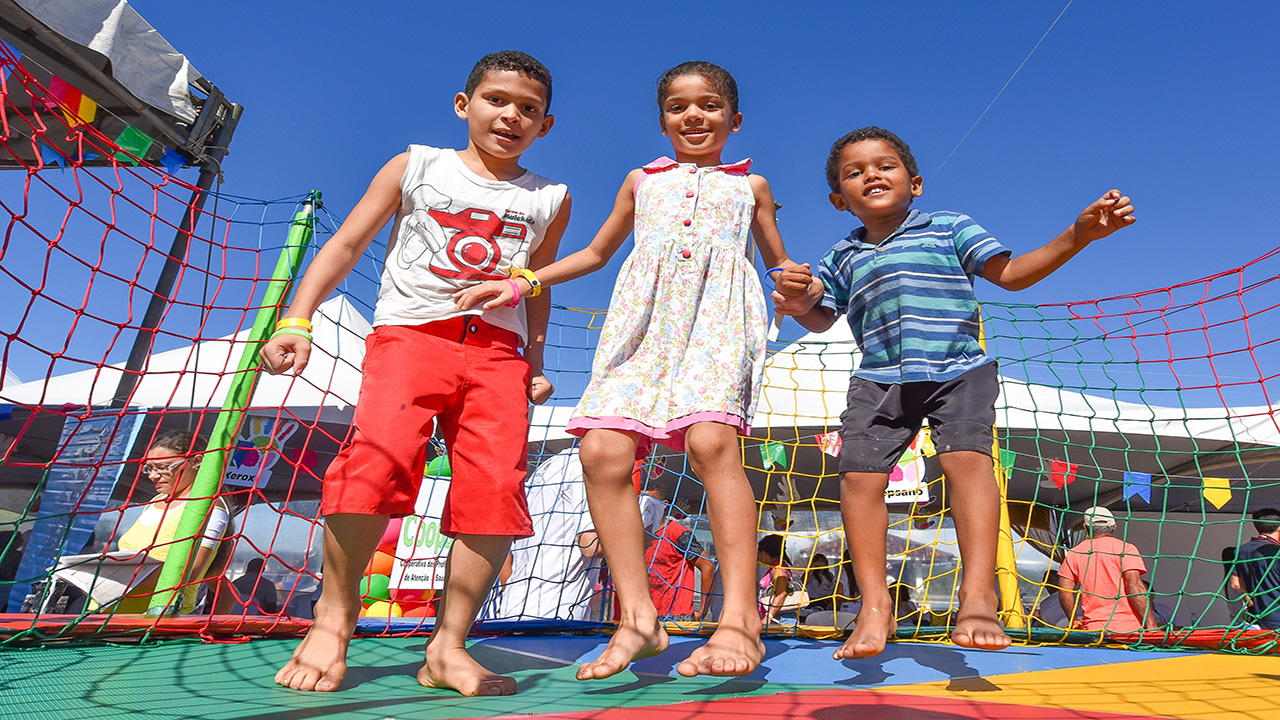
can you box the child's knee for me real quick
[579,433,636,482]
[684,425,738,466]
[840,471,890,495]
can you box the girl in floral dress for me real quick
[455,60,815,680]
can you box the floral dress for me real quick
[566,157,768,451]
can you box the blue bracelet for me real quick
[763,266,786,291]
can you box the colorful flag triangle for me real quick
[113,125,155,165]
[1123,471,1152,503]
[1202,477,1232,509]
[814,431,841,458]
[761,441,787,470]
[1049,459,1077,489]
[47,75,97,125]
[1,39,21,82]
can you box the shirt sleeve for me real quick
[1120,543,1148,575]
[950,213,1010,277]
[816,246,851,315]
[199,501,231,549]
[673,528,706,562]
[1059,553,1079,585]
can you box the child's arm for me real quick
[453,169,642,310]
[982,190,1135,291]
[522,194,572,404]
[748,175,814,301]
[259,154,407,375]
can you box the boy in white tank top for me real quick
[260,51,570,697]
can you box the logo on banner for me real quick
[392,472,454,591]
[223,414,298,488]
[885,429,931,505]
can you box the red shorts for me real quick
[320,317,534,538]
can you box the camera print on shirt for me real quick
[396,183,532,283]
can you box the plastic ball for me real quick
[362,601,402,618]
[365,550,395,577]
[359,573,391,603]
[378,518,403,551]
[401,604,430,618]
[389,586,432,605]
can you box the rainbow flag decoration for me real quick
[47,75,98,125]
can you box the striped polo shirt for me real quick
[817,209,1010,384]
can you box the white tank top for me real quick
[374,145,567,342]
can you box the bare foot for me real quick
[418,643,516,696]
[833,604,896,660]
[274,610,358,692]
[676,618,764,677]
[951,595,1011,651]
[576,619,668,680]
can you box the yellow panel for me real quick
[880,653,1280,720]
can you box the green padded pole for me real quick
[147,194,319,614]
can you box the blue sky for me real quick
[5,1,1280,397]
[120,0,1278,309]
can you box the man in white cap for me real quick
[1057,506,1159,633]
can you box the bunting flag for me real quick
[1,39,20,82]
[113,125,155,165]
[1124,471,1152,503]
[998,448,1017,474]
[760,441,788,470]
[1202,477,1232,509]
[38,143,65,170]
[1049,459,1077,489]
[47,75,98,125]
[919,427,935,457]
[160,149,186,174]
[814,430,842,458]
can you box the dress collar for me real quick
[642,156,752,175]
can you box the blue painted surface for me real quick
[473,635,1190,687]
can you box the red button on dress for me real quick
[681,249,692,259]
[683,219,692,226]
[686,190,695,198]
[688,167,697,174]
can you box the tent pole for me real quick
[145,195,317,615]
[109,104,243,409]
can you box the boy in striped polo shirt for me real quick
[775,127,1135,659]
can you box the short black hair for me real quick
[757,533,784,561]
[1252,507,1280,535]
[657,61,740,118]
[464,51,553,112]
[825,126,920,193]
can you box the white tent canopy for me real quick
[3,295,370,420]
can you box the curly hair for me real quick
[149,430,200,455]
[656,60,739,118]
[464,50,553,112]
[825,126,919,193]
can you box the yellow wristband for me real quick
[508,267,542,297]
[275,317,313,332]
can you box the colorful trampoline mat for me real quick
[2,635,1278,719]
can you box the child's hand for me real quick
[453,279,516,311]
[1073,189,1135,245]
[528,374,554,405]
[773,263,813,299]
[771,264,824,316]
[259,333,311,375]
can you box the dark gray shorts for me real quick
[838,362,999,474]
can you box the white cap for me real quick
[1083,506,1117,528]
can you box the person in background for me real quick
[757,534,791,625]
[1229,508,1280,630]
[498,448,603,621]
[114,430,232,614]
[1058,506,1159,633]
[801,552,839,618]
[644,480,715,623]
[232,557,281,615]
